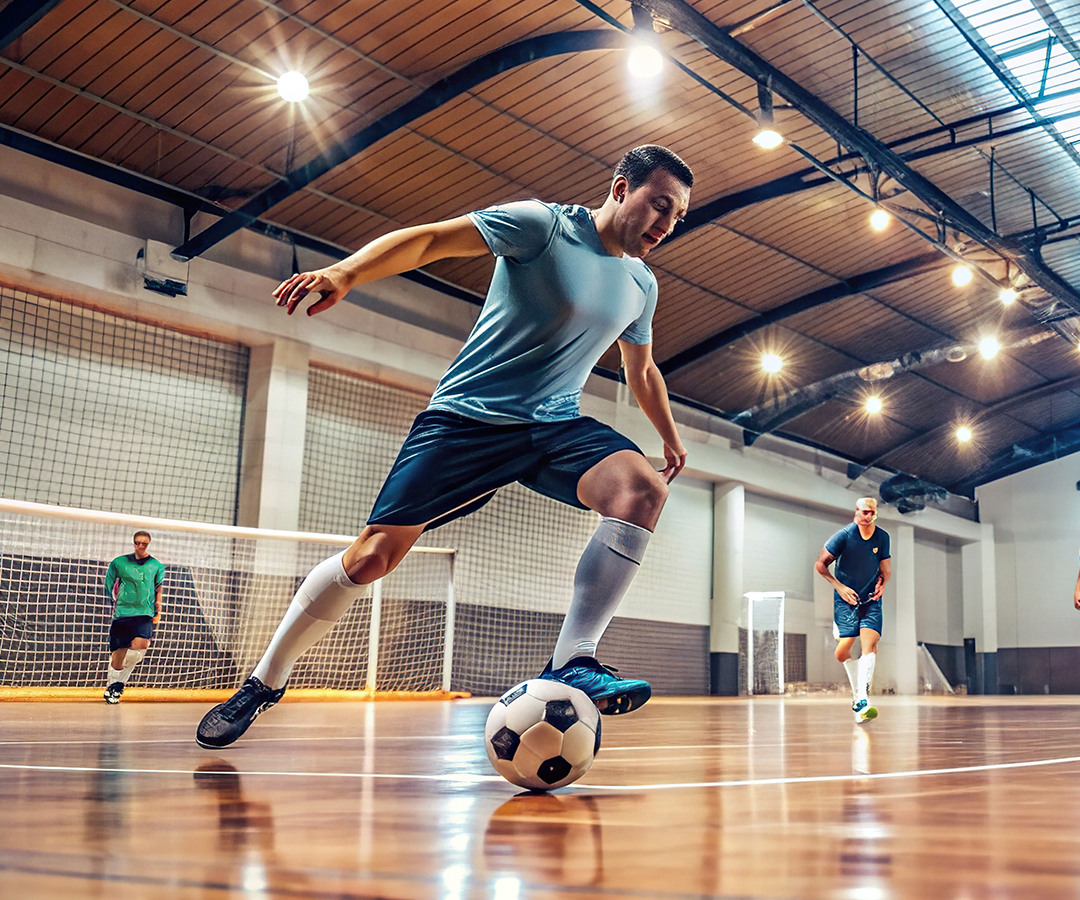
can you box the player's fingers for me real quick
[305,292,340,316]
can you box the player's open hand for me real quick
[839,585,860,606]
[659,442,687,484]
[273,268,350,316]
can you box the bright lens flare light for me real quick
[999,288,1018,305]
[761,353,783,373]
[277,71,309,102]
[979,337,1000,359]
[753,128,784,149]
[865,396,883,414]
[956,426,972,443]
[869,209,890,231]
[952,265,973,287]
[627,44,663,77]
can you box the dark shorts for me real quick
[368,409,643,531]
[834,597,882,639]
[109,615,154,652]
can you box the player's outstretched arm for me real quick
[1073,565,1080,610]
[618,339,687,483]
[273,216,490,316]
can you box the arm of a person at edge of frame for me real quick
[273,216,491,316]
[617,339,687,484]
[1074,564,1080,610]
[815,547,859,605]
[153,584,162,625]
[870,557,892,601]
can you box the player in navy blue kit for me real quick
[815,498,891,722]
[197,145,693,748]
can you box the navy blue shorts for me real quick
[109,615,154,651]
[834,597,882,638]
[367,410,644,531]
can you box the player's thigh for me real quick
[858,602,883,643]
[367,410,542,529]
[859,627,881,654]
[833,598,861,639]
[522,418,647,513]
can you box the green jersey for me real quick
[105,553,165,618]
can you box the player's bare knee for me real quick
[343,527,414,583]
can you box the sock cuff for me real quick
[596,517,651,564]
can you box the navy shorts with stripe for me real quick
[109,615,154,651]
[367,409,644,531]
[834,596,883,638]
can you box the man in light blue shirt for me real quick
[198,146,694,749]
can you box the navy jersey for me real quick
[824,522,891,602]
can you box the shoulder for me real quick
[467,200,560,259]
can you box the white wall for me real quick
[978,456,1080,647]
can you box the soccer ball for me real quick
[484,679,601,791]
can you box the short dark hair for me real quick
[614,145,694,190]
[134,530,151,542]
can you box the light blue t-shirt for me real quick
[427,200,658,423]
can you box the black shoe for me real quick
[103,682,124,704]
[539,656,651,715]
[196,676,285,749]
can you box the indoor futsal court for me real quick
[4,0,1080,899]
[5,694,1080,898]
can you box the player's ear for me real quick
[611,175,629,204]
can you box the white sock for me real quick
[117,649,145,685]
[858,652,877,701]
[552,518,651,670]
[842,657,859,697]
[252,551,365,690]
[106,666,124,686]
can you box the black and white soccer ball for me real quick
[484,678,601,791]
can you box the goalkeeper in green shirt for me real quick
[103,531,165,703]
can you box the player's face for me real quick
[854,506,876,526]
[133,537,150,558]
[613,169,691,259]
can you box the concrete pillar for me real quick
[237,339,310,531]
[711,482,744,694]
[962,522,998,693]
[889,522,918,695]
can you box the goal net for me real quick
[0,499,455,694]
[739,591,785,695]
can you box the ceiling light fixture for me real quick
[753,81,783,149]
[277,71,309,102]
[865,396,883,414]
[979,337,999,359]
[761,352,783,373]
[999,287,1017,304]
[956,426,972,443]
[628,4,663,77]
[869,209,890,231]
[952,265,973,287]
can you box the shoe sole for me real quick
[195,699,280,749]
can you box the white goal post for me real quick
[0,499,456,695]
[742,591,785,696]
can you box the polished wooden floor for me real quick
[3,694,1080,899]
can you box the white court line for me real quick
[3,753,1080,791]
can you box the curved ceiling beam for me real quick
[658,252,947,376]
[950,417,1080,494]
[171,29,627,262]
[0,0,65,49]
[848,372,1080,485]
[736,329,1056,444]
[635,0,1080,313]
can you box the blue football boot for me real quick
[540,656,651,715]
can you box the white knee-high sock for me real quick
[551,518,651,670]
[252,551,365,690]
[117,649,145,685]
[842,657,859,698]
[858,652,877,701]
